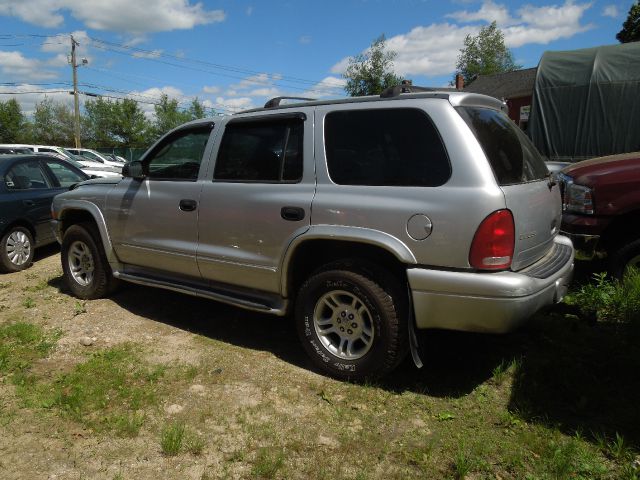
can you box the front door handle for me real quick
[179,199,197,212]
[23,200,36,207]
[281,206,305,221]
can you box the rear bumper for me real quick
[408,235,574,333]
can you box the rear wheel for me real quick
[61,223,118,299]
[295,263,408,381]
[0,226,34,273]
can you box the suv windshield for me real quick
[457,107,548,185]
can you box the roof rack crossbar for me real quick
[380,84,438,98]
[264,96,316,108]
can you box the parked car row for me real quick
[0,144,123,178]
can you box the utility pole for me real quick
[70,35,81,148]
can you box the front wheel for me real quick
[295,266,408,381]
[0,226,34,273]
[61,224,118,299]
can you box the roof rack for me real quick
[264,96,316,108]
[380,81,438,98]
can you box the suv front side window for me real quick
[214,118,303,183]
[145,126,213,181]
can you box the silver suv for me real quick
[51,88,574,380]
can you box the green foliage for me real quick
[0,98,26,143]
[160,421,186,456]
[569,270,640,322]
[251,447,285,478]
[32,97,75,146]
[343,34,403,97]
[83,97,151,148]
[455,21,521,85]
[617,1,640,43]
[18,345,165,434]
[152,94,192,140]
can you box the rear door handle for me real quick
[281,206,305,221]
[179,199,197,212]
[23,200,35,207]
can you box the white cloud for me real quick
[446,0,511,25]
[0,51,58,81]
[331,1,593,78]
[0,0,226,34]
[299,35,312,44]
[246,6,253,16]
[0,86,74,116]
[132,49,163,59]
[602,5,619,18]
[215,96,254,112]
[302,76,346,99]
[202,85,221,94]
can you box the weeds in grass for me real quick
[569,270,640,323]
[0,281,12,288]
[73,301,87,316]
[0,322,59,376]
[16,345,164,435]
[161,421,185,456]
[185,433,205,455]
[251,447,284,479]
[22,297,35,308]
[452,443,475,479]
[23,279,49,292]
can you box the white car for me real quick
[67,148,126,168]
[31,146,121,177]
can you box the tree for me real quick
[153,94,191,138]
[31,97,75,146]
[84,97,151,148]
[617,1,640,43]
[0,98,26,143]
[455,21,520,85]
[188,97,208,120]
[343,34,403,97]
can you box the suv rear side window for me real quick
[214,119,303,183]
[457,107,548,185]
[324,108,450,186]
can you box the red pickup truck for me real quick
[559,152,640,278]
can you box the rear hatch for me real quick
[457,107,562,271]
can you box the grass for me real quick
[1,264,638,478]
[16,344,166,436]
[0,322,60,376]
[22,296,36,308]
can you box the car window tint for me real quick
[5,161,50,190]
[456,107,548,185]
[44,160,86,187]
[324,108,450,186]
[214,120,303,183]
[146,127,212,180]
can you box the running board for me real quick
[114,271,288,316]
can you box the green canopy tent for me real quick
[528,42,640,162]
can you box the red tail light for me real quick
[469,209,515,270]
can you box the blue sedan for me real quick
[0,154,88,272]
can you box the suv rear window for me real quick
[457,107,548,185]
[324,108,450,186]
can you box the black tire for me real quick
[61,223,118,299]
[609,237,640,280]
[0,226,34,273]
[295,263,409,381]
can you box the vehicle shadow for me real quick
[508,312,640,448]
[34,243,60,263]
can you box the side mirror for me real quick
[122,160,145,180]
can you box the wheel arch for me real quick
[57,201,117,263]
[600,209,640,253]
[282,226,415,299]
[1,219,36,243]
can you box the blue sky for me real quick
[0,0,632,116]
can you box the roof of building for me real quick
[463,67,537,100]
